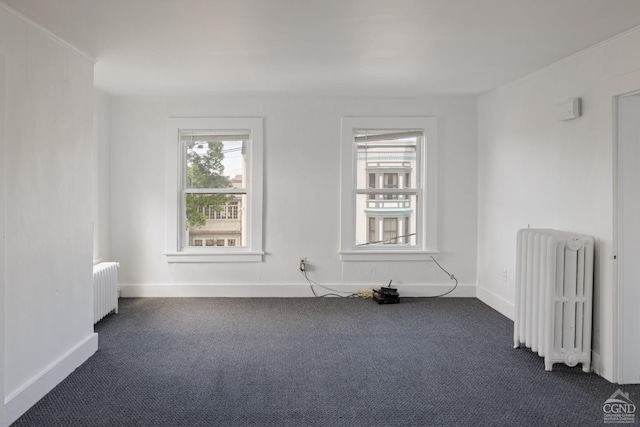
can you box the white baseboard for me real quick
[591,350,602,377]
[119,283,476,298]
[4,333,98,426]
[392,284,475,298]
[475,288,617,383]
[476,285,514,320]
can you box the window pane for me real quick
[356,130,419,191]
[185,193,245,248]
[355,194,416,246]
[183,130,247,189]
[353,129,420,247]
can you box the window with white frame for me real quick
[340,117,438,261]
[165,118,264,262]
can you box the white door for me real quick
[616,92,640,384]
[0,53,6,426]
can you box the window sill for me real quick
[165,251,264,263]
[339,250,438,262]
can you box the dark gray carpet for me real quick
[12,298,640,426]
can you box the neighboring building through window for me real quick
[356,134,418,246]
[194,201,240,220]
[340,117,438,261]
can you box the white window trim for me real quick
[164,117,264,263]
[339,116,438,262]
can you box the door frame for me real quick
[613,89,640,384]
[0,53,6,426]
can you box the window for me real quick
[340,117,438,261]
[194,203,240,220]
[383,218,398,244]
[165,118,264,262]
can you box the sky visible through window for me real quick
[220,140,243,179]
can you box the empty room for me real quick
[2,0,640,426]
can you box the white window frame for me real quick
[165,117,264,263]
[339,116,438,261]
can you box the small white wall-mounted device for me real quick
[556,97,581,121]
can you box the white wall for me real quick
[94,90,112,262]
[477,27,640,382]
[0,6,98,424]
[111,96,477,297]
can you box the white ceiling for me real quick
[5,0,640,96]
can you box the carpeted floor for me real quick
[13,297,640,426]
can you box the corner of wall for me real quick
[476,285,514,320]
[4,334,98,425]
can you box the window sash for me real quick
[355,133,421,248]
[184,188,246,194]
[181,193,246,248]
[184,139,246,189]
[179,132,248,251]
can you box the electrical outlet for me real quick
[299,257,307,272]
[502,270,508,282]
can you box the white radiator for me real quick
[93,262,119,324]
[514,229,594,372]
